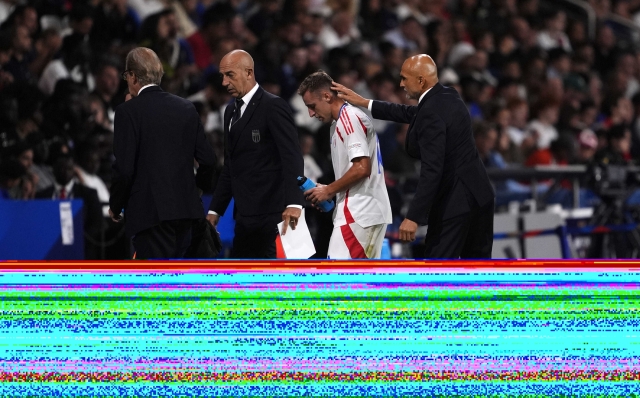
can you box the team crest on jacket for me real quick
[252,130,260,143]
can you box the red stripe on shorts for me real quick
[341,190,366,258]
[340,224,367,259]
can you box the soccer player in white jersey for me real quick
[298,71,392,259]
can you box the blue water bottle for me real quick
[297,176,335,212]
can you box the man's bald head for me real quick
[399,54,439,100]
[220,49,254,70]
[220,49,257,98]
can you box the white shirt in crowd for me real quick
[0,0,13,25]
[330,103,392,228]
[77,167,110,217]
[525,120,558,150]
[39,59,95,96]
[536,31,572,52]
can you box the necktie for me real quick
[60,187,66,200]
[231,99,244,127]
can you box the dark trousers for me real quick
[423,199,495,259]
[133,219,194,259]
[231,212,282,259]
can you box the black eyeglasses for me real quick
[121,70,132,80]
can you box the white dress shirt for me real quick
[209,83,302,216]
[137,84,158,95]
[228,82,260,129]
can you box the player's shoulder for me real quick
[343,103,374,132]
[344,102,368,119]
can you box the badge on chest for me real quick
[252,130,260,143]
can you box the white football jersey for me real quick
[330,103,392,228]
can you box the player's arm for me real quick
[305,157,370,205]
[305,110,371,204]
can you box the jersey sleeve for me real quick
[338,108,370,161]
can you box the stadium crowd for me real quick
[2,0,640,258]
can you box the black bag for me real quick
[185,218,222,258]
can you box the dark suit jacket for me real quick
[371,83,495,225]
[109,86,216,237]
[209,86,304,217]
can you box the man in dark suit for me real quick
[109,47,216,259]
[205,50,304,258]
[36,154,103,259]
[332,54,495,258]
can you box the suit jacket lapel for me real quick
[405,83,444,153]
[230,87,264,153]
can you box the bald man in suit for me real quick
[206,50,305,258]
[333,54,495,258]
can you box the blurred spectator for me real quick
[567,19,587,47]
[536,9,571,52]
[615,51,640,98]
[279,46,308,99]
[35,153,103,258]
[460,74,491,119]
[594,23,618,76]
[90,0,138,55]
[575,128,599,164]
[4,24,35,82]
[186,2,235,71]
[246,0,282,39]
[92,61,120,129]
[547,48,571,80]
[474,121,504,169]
[602,95,634,128]
[75,143,110,217]
[138,9,197,95]
[524,100,560,152]
[40,79,92,141]
[360,0,400,39]
[1,4,37,34]
[3,142,36,198]
[39,32,94,96]
[379,41,404,79]
[317,10,360,50]
[0,30,13,90]
[426,19,453,65]
[526,136,572,168]
[383,15,426,52]
[594,123,633,165]
[510,16,537,52]
[0,158,27,199]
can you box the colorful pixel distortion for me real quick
[0,264,639,396]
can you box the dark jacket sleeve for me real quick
[371,100,418,124]
[268,97,304,207]
[194,116,217,192]
[405,108,446,225]
[109,106,137,214]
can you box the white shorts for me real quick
[327,222,387,259]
